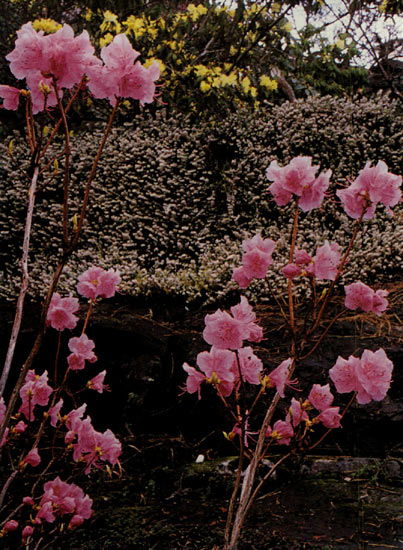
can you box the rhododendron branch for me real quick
[266,279,288,323]
[53,332,62,386]
[299,308,348,361]
[308,209,365,336]
[68,99,120,252]
[0,166,39,399]
[288,203,299,339]
[224,430,245,548]
[53,80,71,246]
[308,392,357,452]
[25,93,35,154]
[82,298,95,334]
[215,384,237,422]
[247,386,265,417]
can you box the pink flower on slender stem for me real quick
[267,358,293,398]
[67,334,97,371]
[356,348,393,403]
[196,347,236,396]
[72,417,121,473]
[282,263,302,280]
[48,398,63,427]
[308,383,334,411]
[87,370,109,393]
[232,234,276,287]
[344,281,389,315]
[14,420,27,433]
[77,266,120,300]
[266,156,331,211]
[22,525,34,541]
[286,398,309,427]
[311,241,341,280]
[317,407,341,428]
[46,293,79,331]
[230,297,263,343]
[337,161,401,218]
[87,34,159,105]
[36,477,92,524]
[19,370,53,421]
[0,85,20,110]
[266,420,294,445]
[182,364,205,398]
[235,347,263,385]
[3,520,18,532]
[23,448,41,467]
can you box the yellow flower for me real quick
[83,8,93,21]
[212,76,221,88]
[241,76,251,93]
[249,86,257,97]
[32,18,62,34]
[123,15,145,39]
[379,0,388,12]
[187,3,208,21]
[144,58,166,74]
[100,11,121,34]
[194,64,209,77]
[100,33,114,48]
[158,17,166,29]
[200,81,211,93]
[260,75,278,90]
[271,3,281,13]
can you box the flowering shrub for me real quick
[182,155,401,550]
[0,19,158,548]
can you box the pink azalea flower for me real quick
[87,370,109,393]
[266,419,294,445]
[0,85,20,110]
[236,347,263,385]
[344,281,389,315]
[3,520,18,532]
[295,248,312,266]
[317,407,341,428]
[19,370,53,421]
[355,348,393,403]
[182,363,205,399]
[87,34,159,105]
[232,266,252,288]
[36,477,92,524]
[72,417,121,473]
[337,161,401,218]
[22,525,34,540]
[266,156,331,211]
[48,398,63,427]
[230,296,263,343]
[203,309,245,350]
[286,397,309,427]
[196,347,236,391]
[64,404,87,443]
[267,358,293,398]
[77,266,120,300]
[312,241,341,280]
[23,496,34,506]
[308,383,334,411]
[14,420,27,433]
[282,263,302,280]
[23,448,41,467]
[67,334,97,371]
[46,292,79,331]
[329,355,361,395]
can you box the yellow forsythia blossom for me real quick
[260,75,278,90]
[144,58,166,74]
[32,18,62,33]
[100,11,121,34]
[187,3,208,21]
[200,81,211,93]
[83,8,93,21]
[100,33,114,48]
[249,86,257,97]
[123,15,145,39]
[194,64,209,77]
[241,76,251,93]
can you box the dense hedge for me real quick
[0,95,402,305]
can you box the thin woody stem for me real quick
[299,308,348,361]
[288,203,299,337]
[224,430,245,549]
[82,298,95,334]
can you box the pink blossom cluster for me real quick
[329,348,393,404]
[19,370,53,421]
[0,22,159,113]
[344,281,388,316]
[282,242,341,281]
[46,293,79,331]
[337,161,402,219]
[67,333,97,371]
[36,477,92,528]
[307,383,341,429]
[266,156,331,211]
[77,266,121,300]
[203,296,263,350]
[232,234,276,288]
[64,405,121,473]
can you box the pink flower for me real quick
[37,477,92,524]
[312,241,341,280]
[356,348,393,403]
[266,156,331,211]
[3,520,18,532]
[48,398,63,427]
[22,525,34,540]
[317,407,341,428]
[23,448,41,467]
[182,363,205,398]
[46,292,79,331]
[236,347,263,385]
[282,263,302,280]
[286,398,309,427]
[344,281,389,315]
[19,370,53,421]
[87,370,109,393]
[232,266,252,289]
[14,420,27,433]
[266,420,294,445]
[0,85,20,110]
[77,266,120,300]
[337,161,401,218]
[230,296,263,343]
[267,358,292,398]
[329,355,361,394]
[23,497,34,506]
[87,34,159,105]
[67,333,97,371]
[295,248,312,266]
[72,417,121,473]
[308,383,334,411]
[196,347,236,395]
[203,310,245,350]
[64,404,86,443]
